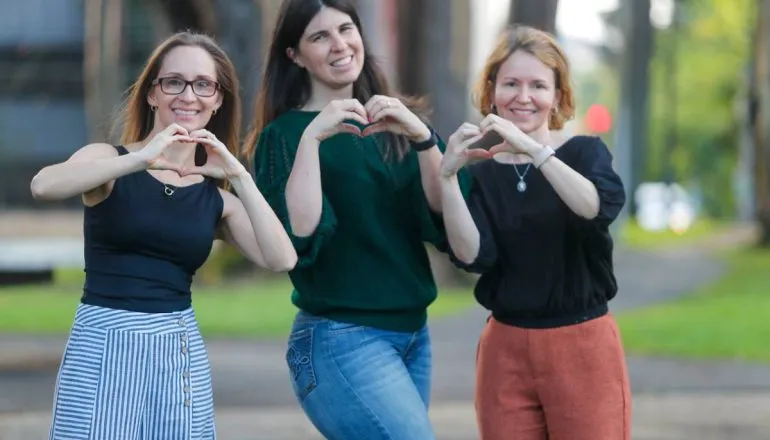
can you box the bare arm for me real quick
[31,124,192,206]
[285,134,323,237]
[439,173,480,264]
[538,156,600,219]
[30,143,144,205]
[416,145,444,213]
[217,177,298,272]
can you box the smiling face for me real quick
[288,6,364,93]
[147,45,223,133]
[492,49,559,136]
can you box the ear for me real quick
[552,89,562,113]
[147,88,158,110]
[286,47,305,69]
[487,80,496,114]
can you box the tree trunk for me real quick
[83,0,125,143]
[509,0,559,33]
[752,0,770,246]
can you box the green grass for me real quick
[617,247,770,363]
[618,217,727,250]
[0,271,475,337]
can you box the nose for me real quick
[329,32,346,51]
[515,85,531,103]
[179,83,197,101]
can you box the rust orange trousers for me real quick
[475,314,631,440]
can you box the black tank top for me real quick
[81,145,224,312]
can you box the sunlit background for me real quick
[1,0,769,439]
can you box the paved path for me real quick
[2,230,770,439]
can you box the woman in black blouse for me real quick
[439,25,631,440]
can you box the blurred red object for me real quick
[584,104,612,133]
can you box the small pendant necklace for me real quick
[163,184,176,197]
[513,163,532,192]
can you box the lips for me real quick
[510,108,537,116]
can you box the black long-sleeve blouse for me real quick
[452,135,626,329]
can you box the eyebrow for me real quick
[306,20,355,39]
[162,72,216,81]
[500,76,549,83]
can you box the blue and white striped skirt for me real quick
[49,303,216,439]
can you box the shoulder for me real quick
[253,112,311,155]
[557,135,613,165]
[266,111,314,138]
[560,135,610,153]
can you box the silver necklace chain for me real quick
[513,163,532,192]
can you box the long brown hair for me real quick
[243,0,427,162]
[473,25,575,130]
[115,31,242,187]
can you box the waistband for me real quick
[74,303,197,335]
[492,303,608,329]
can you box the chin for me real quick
[176,119,208,132]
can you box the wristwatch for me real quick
[410,127,439,152]
[533,145,555,168]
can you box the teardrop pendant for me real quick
[516,180,527,192]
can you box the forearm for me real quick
[440,174,480,264]
[539,158,600,219]
[417,146,444,213]
[30,154,145,201]
[285,135,323,236]
[229,174,298,271]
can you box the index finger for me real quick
[339,100,369,125]
[166,123,189,136]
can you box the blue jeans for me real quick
[285,311,435,440]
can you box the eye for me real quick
[311,32,327,42]
[165,78,184,87]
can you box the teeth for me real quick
[331,56,353,67]
[174,109,198,115]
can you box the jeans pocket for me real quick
[286,328,317,401]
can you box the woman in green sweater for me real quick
[243,0,452,438]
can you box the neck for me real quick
[302,80,355,111]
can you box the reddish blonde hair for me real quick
[473,25,575,130]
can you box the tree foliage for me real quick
[647,0,755,217]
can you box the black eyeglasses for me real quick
[153,77,220,97]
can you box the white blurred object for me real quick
[635,182,696,233]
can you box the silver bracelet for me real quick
[533,145,555,168]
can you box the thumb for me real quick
[486,143,510,156]
[465,149,492,160]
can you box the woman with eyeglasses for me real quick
[31,31,297,439]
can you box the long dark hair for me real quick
[243,0,427,161]
[115,31,242,188]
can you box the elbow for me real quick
[30,173,52,201]
[452,247,479,266]
[267,250,298,273]
[576,190,601,220]
[580,204,600,220]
